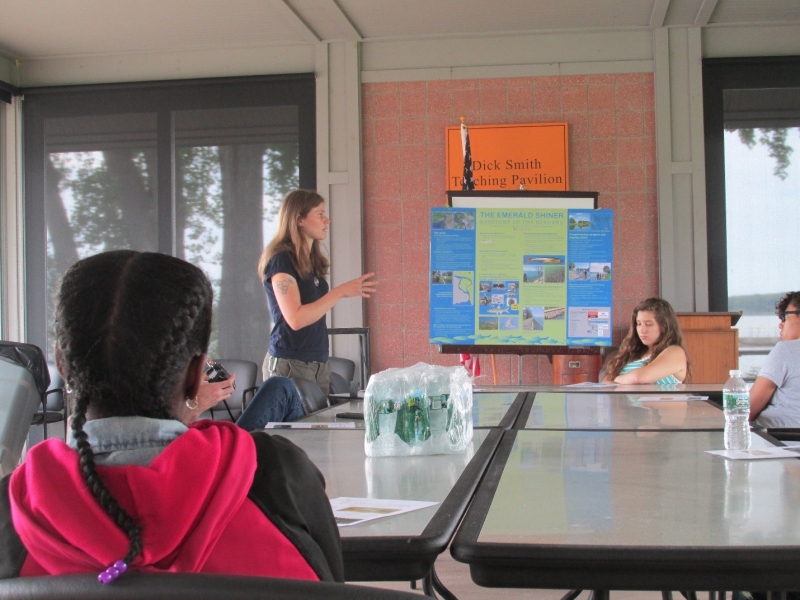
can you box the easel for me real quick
[440,345,605,385]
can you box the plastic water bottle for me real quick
[722,369,751,450]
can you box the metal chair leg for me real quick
[422,572,436,598]
[663,593,674,600]
[560,591,583,600]
[430,565,458,600]
[41,395,48,440]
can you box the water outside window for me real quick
[725,126,800,380]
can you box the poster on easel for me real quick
[429,196,613,348]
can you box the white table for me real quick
[300,392,529,429]
[452,429,800,594]
[524,392,725,431]
[272,427,502,589]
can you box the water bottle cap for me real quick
[729,369,741,377]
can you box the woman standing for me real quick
[602,297,690,385]
[258,190,377,396]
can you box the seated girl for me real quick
[602,297,690,385]
[0,250,342,583]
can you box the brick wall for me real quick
[362,74,659,384]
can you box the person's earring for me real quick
[185,396,199,410]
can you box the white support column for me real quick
[654,27,709,311]
[316,41,364,364]
[1,96,26,342]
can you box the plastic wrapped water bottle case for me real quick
[364,362,473,457]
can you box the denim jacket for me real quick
[67,416,188,467]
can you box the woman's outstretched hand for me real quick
[337,273,378,299]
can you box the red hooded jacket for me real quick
[1,420,342,581]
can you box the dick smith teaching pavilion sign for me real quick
[445,122,569,192]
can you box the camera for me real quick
[204,360,235,388]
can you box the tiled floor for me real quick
[357,551,671,599]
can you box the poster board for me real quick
[445,123,569,192]
[429,192,612,348]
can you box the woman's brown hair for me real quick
[257,189,330,280]
[604,297,691,382]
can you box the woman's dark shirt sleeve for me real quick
[0,475,26,578]
[263,251,329,363]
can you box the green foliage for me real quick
[263,143,300,217]
[51,152,137,253]
[46,142,299,360]
[734,127,794,180]
[179,146,222,262]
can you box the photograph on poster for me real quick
[431,270,453,284]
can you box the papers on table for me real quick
[329,390,365,400]
[638,395,708,402]
[264,422,356,429]
[330,497,438,527]
[707,447,800,460]
[563,382,617,388]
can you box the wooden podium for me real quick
[676,312,741,384]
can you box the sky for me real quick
[725,127,800,297]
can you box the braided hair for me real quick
[56,250,213,570]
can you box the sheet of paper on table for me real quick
[707,447,800,460]
[330,497,439,527]
[264,422,356,429]
[637,395,708,402]
[564,382,618,388]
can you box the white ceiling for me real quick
[0,0,799,60]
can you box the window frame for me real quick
[703,56,800,311]
[23,74,315,351]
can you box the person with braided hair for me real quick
[0,250,343,583]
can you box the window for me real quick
[704,57,800,377]
[24,75,315,361]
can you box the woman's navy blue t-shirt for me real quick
[263,251,330,363]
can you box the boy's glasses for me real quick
[778,310,800,322]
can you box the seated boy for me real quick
[750,291,800,428]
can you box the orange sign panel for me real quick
[446,123,569,192]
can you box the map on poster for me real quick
[429,207,613,347]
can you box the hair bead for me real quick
[97,560,126,584]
